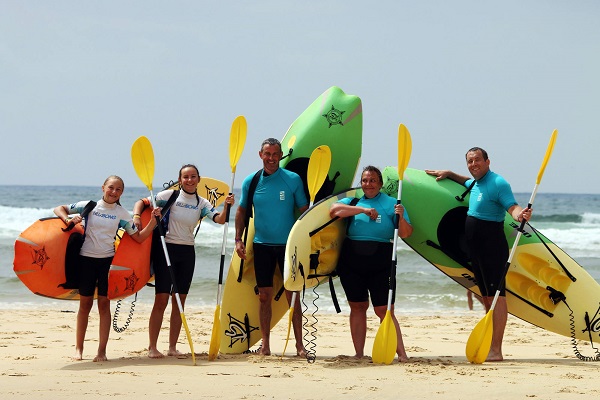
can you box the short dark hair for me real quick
[260,138,282,152]
[466,147,488,161]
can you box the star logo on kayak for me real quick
[382,179,398,198]
[124,271,139,292]
[204,185,225,207]
[322,105,345,128]
[225,313,258,349]
[32,246,49,269]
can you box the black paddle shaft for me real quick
[155,215,182,295]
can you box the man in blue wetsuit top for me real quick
[426,147,532,362]
[234,138,309,357]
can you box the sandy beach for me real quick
[1,304,599,400]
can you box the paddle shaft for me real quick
[131,135,195,363]
[216,173,235,305]
[386,180,403,310]
[488,129,556,309]
[152,194,196,363]
[488,184,537,311]
[372,125,411,365]
[465,129,556,364]
[150,193,188,312]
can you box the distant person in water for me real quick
[54,175,159,362]
[467,290,484,311]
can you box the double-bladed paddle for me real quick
[465,129,558,364]
[372,123,412,365]
[131,135,197,365]
[208,115,247,361]
[282,145,332,357]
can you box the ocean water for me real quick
[2,185,600,316]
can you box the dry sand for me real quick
[1,304,599,399]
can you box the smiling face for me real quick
[179,165,200,194]
[466,149,490,180]
[102,177,124,204]
[360,169,383,198]
[259,142,283,175]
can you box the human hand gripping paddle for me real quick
[131,136,197,366]
[281,145,331,358]
[465,129,558,364]
[372,123,412,365]
[208,115,247,361]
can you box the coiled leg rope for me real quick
[548,287,600,361]
[301,279,320,364]
[112,293,137,333]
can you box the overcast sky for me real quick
[2,1,599,194]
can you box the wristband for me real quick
[133,214,141,219]
[235,238,242,243]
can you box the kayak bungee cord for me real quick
[525,222,576,282]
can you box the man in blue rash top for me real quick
[426,147,532,362]
[234,138,309,356]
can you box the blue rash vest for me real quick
[239,168,308,245]
[338,192,410,243]
[465,170,518,222]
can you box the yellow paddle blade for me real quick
[397,124,412,180]
[307,145,332,204]
[465,310,494,364]
[281,305,295,357]
[208,305,221,361]
[372,310,397,365]
[536,129,557,184]
[230,116,247,173]
[131,136,155,191]
[180,312,196,365]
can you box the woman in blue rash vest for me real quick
[132,164,234,359]
[53,175,159,362]
[330,165,413,362]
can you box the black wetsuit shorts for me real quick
[465,216,508,297]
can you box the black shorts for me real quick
[78,256,112,297]
[152,243,195,295]
[465,216,508,297]
[336,238,394,307]
[253,243,285,288]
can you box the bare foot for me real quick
[257,347,271,356]
[93,354,108,362]
[398,355,409,363]
[73,349,83,361]
[486,352,504,362]
[296,348,307,358]
[167,349,185,357]
[296,343,307,358]
[148,348,165,359]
